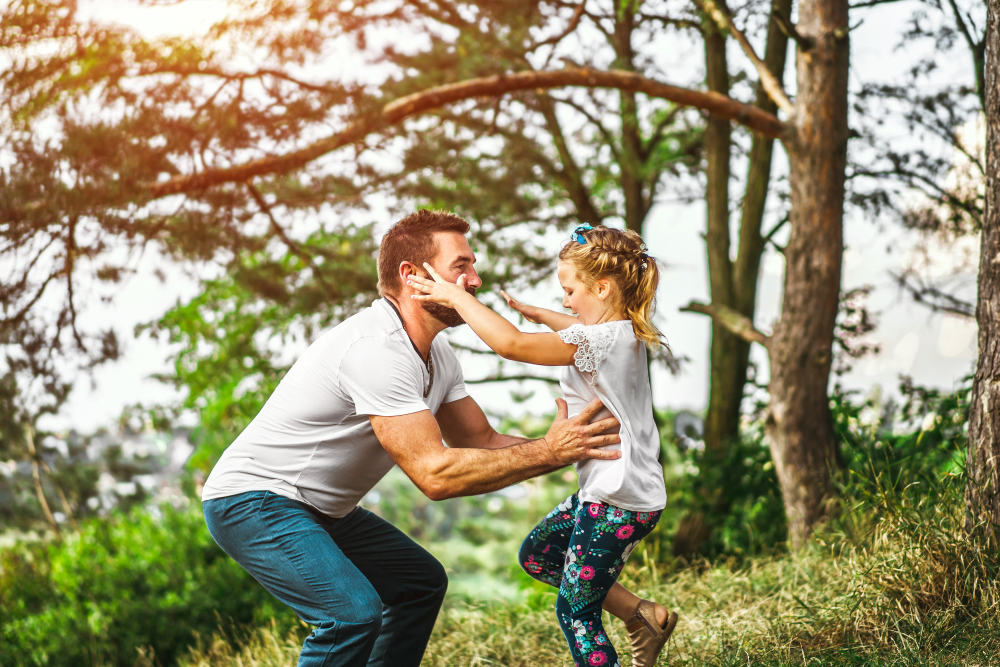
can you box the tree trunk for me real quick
[704,0,793,454]
[729,0,794,436]
[966,0,1000,537]
[765,0,849,548]
[613,1,648,233]
[703,12,737,455]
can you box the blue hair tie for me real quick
[572,224,593,244]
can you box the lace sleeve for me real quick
[558,323,617,385]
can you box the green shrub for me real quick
[661,377,971,560]
[176,475,1000,667]
[0,503,291,667]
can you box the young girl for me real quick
[408,224,677,667]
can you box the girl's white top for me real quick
[558,320,667,512]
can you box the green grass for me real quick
[165,478,1000,667]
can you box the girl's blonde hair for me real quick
[559,225,665,350]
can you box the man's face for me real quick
[417,232,482,328]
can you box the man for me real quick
[202,210,621,667]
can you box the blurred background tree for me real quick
[0,0,989,544]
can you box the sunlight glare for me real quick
[79,0,229,39]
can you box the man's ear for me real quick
[398,261,418,287]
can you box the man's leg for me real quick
[322,506,448,667]
[203,491,384,667]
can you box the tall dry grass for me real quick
[168,477,1000,667]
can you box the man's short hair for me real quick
[377,210,471,295]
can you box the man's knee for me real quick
[320,585,384,629]
[425,556,448,601]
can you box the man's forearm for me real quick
[423,438,554,499]
[484,430,528,450]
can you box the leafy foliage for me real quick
[849,0,986,317]
[0,502,291,667]
[0,0,703,430]
[661,374,972,559]
[143,222,380,471]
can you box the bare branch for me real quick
[892,272,975,319]
[64,217,86,352]
[849,0,906,8]
[946,0,983,57]
[533,2,585,50]
[552,94,623,162]
[25,423,59,536]
[145,68,785,199]
[638,12,703,32]
[39,458,79,531]
[245,180,333,289]
[698,0,795,114]
[762,215,789,243]
[680,301,771,347]
[771,9,815,51]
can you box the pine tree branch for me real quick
[680,301,771,347]
[771,10,815,51]
[143,68,785,199]
[533,2,586,50]
[697,0,795,114]
[892,272,975,319]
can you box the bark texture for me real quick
[966,0,1000,535]
[703,0,792,454]
[613,2,650,233]
[703,12,737,454]
[765,0,849,548]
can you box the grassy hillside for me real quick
[161,476,1000,667]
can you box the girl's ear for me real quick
[594,278,613,301]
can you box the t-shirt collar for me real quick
[380,297,429,363]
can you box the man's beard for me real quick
[420,285,478,328]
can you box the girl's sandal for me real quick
[625,599,678,667]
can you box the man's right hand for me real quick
[542,398,621,467]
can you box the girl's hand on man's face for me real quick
[408,263,470,308]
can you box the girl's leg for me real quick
[602,583,671,629]
[517,494,580,587]
[556,502,662,667]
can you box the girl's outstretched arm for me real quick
[409,264,577,367]
[499,290,579,332]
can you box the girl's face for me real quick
[557,261,617,325]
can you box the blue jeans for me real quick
[203,491,447,667]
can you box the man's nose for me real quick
[465,269,483,288]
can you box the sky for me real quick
[42,0,981,433]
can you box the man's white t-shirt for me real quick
[558,320,667,512]
[201,298,468,518]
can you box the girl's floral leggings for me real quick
[518,493,661,667]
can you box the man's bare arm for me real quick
[371,398,620,500]
[436,396,526,450]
